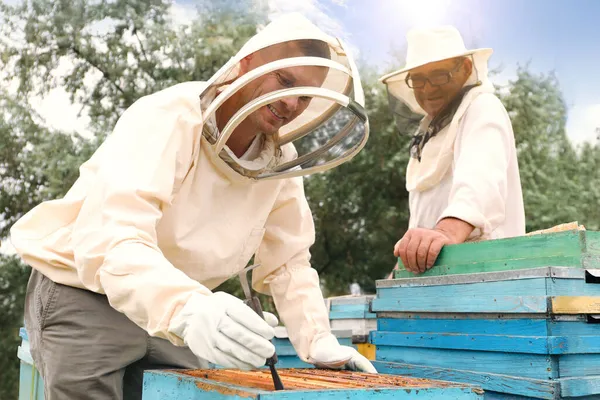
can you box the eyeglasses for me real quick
[405,62,462,89]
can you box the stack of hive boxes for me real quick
[370,229,600,400]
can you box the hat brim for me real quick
[379,48,493,84]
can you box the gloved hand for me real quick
[168,291,276,370]
[308,333,377,373]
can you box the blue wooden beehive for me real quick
[142,368,485,399]
[371,230,600,399]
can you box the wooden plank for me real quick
[374,331,600,355]
[432,231,583,266]
[551,296,600,314]
[142,371,261,400]
[558,376,600,397]
[143,369,484,400]
[371,296,548,314]
[375,346,554,379]
[377,279,548,299]
[372,361,558,400]
[260,388,484,400]
[378,267,584,289]
[548,279,600,296]
[548,320,600,336]
[376,312,550,320]
[483,392,543,400]
[583,231,600,257]
[557,354,600,377]
[371,331,550,354]
[377,318,548,336]
[394,256,583,278]
[548,335,600,354]
[330,304,370,313]
[273,356,314,369]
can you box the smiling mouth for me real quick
[267,104,284,120]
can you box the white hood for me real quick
[199,13,369,180]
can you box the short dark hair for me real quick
[294,39,331,60]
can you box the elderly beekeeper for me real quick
[10,13,375,400]
[381,26,525,276]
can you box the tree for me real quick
[497,67,593,232]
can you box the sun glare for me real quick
[390,0,456,28]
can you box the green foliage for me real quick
[0,255,30,399]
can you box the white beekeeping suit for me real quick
[10,13,374,373]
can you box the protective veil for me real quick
[200,13,368,180]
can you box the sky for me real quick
[6,0,599,143]
[264,0,600,144]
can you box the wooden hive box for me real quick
[372,231,600,399]
[393,230,600,279]
[142,368,484,399]
[326,295,378,360]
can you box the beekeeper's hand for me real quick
[168,292,276,369]
[308,333,377,373]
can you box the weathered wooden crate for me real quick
[372,264,600,399]
[142,368,485,399]
[394,230,600,279]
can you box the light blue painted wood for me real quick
[142,370,483,400]
[548,320,600,336]
[549,336,600,354]
[142,371,262,400]
[372,361,557,400]
[559,375,600,397]
[259,388,483,400]
[375,346,554,379]
[271,340,301,356]
[483,392,543,400]
[372,330,600,355]
[548,278,600,296]
[271,357,313,369]
[371,296,548,313]
[377,279,548,299]
[273,338,353,357]
[371,331,550,354]
[378,318,548,336]
[379,317,600,340]
[330,304,370,312]
[558,354,600,377]
[329,310,377,319]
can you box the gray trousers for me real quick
[24,269,205,400]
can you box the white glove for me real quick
[168,292,276,370]
[308,333,377,374]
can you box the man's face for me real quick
[409,57,472,117]
[235,43,329,136]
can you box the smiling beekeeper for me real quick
[10,13,375,400]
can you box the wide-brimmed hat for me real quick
[380,26,493,115]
